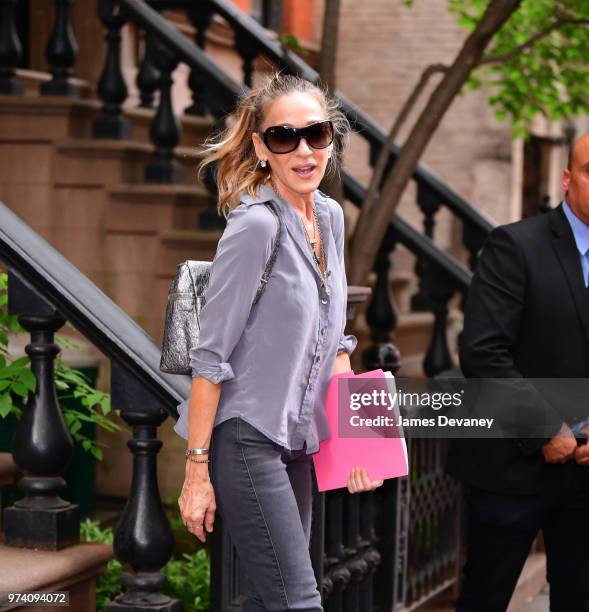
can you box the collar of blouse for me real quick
[239,182,333,284]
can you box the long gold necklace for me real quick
[270,178,330,294]
[301,210,317,245]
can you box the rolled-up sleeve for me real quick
[332,200,358,357]
[189,204,276,383]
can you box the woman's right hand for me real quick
[347,465,384,494]
[178,463,216,543]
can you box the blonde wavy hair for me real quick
[196,72,351,218]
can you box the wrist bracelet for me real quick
[185,448,209,458]
[187,456,210,464]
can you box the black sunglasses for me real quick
[261,120,334,154]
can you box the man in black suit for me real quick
[446,134,589,611]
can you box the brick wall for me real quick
[336,0,521,266]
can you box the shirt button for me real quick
[320,328,326,335]
[315,355,321,363]
[321,298,328,305]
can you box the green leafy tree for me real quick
[0,272,123,460]
[350,0,589,285]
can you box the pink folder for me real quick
[312,369,409,492]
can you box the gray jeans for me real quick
[210,415,323,612]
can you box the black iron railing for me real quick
[0,201,188,607]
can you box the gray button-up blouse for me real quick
[173,182,358,454]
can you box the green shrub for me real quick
[0,271,122,459]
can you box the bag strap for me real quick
[185,260,200,313]
[183,200,282,309]
[253,200,282,305]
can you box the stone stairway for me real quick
[0,94,214,343]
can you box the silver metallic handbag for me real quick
[160,201,282,375]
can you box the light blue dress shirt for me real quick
[562,200,589,287]
[562,200,589,436]
[174,182,358,454]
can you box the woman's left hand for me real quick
[347,466,384,494]
[332,351,352,376]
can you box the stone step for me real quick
[53,138,205,187]
[14,68,93,99]
[105,183,210,234]
[0,93,213,149]
[0,531,113,612]
[128,105,212,149]
[157,228,223,273]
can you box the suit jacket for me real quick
[445,203,589,494]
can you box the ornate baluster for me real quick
[0,0,24,95]
[342,495,367,612]
[417,184,440,240]
[421,262,454,377]
[259,1,283,30]
[462,221,487,273]
[373,476,410,610]
[185,4,214,116]
[105,363,180,611]
[144,39,182,183]
[362,226,401,374]
[412,183,442,312]
[93,0,132,139]
[136,32,160,109]
[324,490,350,612]
[234,29,259,89]
[40,0,79,96]
[358,492,381,610]
[3,272,79,550]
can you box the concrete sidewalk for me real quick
[419,553,548,611]
[519,585,549,612]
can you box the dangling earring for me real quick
[260,159,267,168]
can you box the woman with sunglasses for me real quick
[177,73,383,612]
